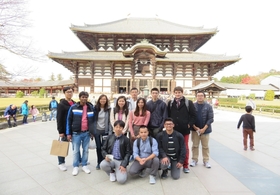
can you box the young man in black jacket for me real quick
[156,118,186,180]
[167,86,196,173]
[100,120,131,184]
[146,87,167,138]
[56,86,75,171]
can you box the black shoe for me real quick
[8,125,12,128]
[161,170,168,179]
[13,123,17,127]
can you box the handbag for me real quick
[89,138,96,150]
[50,140,69,157]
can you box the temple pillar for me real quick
[111,79,116,94]
[170,79,176,91]
[126,79,129,94]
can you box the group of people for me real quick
[4,100,40,127]
[3,95,60,128]
[56,86,215,185]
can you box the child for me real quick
[129,125,159,184]
[100,120,131,184]
[237,106,256,151]
[29,105,39,122]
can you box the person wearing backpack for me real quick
[146,88,167,138]
[49,97,58,121]
[129,125,159,184]
[167,86,196,173]
[156,118,186,180]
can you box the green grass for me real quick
[0,98,51,109]
[238,99,280,107]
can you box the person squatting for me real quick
[57,87,214,185]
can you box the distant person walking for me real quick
[4,104,18,128]
[21,100,29,124]
[49,97,58,121]
[29,105,39,122]
[237,106,256,151]
[246,98,256,110]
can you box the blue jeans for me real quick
[58,136,81,165]
[72,131,90,167]
[22,115,28,123]
[49,109,57,121]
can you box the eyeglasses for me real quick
[165,123,173,126]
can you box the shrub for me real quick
[31,91,38,97]
[39,88,46,98]
[248,93,256,99]
[15,90,24,98]
[264,90,275,101]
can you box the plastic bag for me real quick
[89,138,96,150]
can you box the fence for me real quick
[0,105,49,123]
[218,104,280,116]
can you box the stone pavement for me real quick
[0,109,280,195]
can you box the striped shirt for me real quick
[167,134,177,161]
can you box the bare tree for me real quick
[50,72,55,81]
[0,0,35,58]
[0,0,45,81]
[0,63,11,81]
[57,73,63,81]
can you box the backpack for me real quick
[136,136,153,156]
[18,107,22,114]
[169,98,189,112]
[51,100,57,108]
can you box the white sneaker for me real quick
[204,162,211,168]
[58,163,67,171]
[72,167,79,176]
[149,175,156,184]
[190,160,197,167]
[82,166,91,174]
[110,172,116,182]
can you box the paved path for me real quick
[0,109,279,195]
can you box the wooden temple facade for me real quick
[48,18,240,94]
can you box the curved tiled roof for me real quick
[0,80,74,88]
[70,17,218,35]
[48,50,240,63]
[190,81,278,91]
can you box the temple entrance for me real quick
[118,87,126,94]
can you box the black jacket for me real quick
[167,97,196,135]
[156,130,186,164]
[101,134,131,168]
[146,99,168,129]
[193,102,214,134]
[66,102,95,135]
[57,99,75,134]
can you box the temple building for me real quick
[47,17,240,94]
